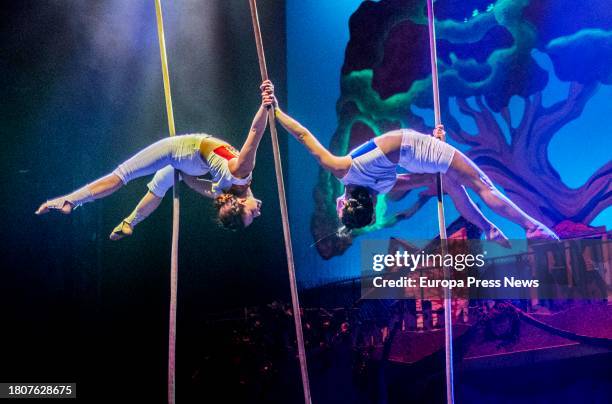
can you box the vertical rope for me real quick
[248,1,312,403]
[154,1,179,403]
[426,1,454,403]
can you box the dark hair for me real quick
[341,186,374,229]
[214,193,246,231]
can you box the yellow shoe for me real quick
[109,220,133,241]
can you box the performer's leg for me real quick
[35,173,123,215]
[36,137,175,215]
[445,151,558,240]
[443,178,511,247]
[109,191,162,240]
[88,173,124,199]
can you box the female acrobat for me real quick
[36,81,276,235]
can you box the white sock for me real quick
[47,185,94,210]
[124,209,145,227]
[66,185,94,208]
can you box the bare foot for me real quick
[526,224,559,241]
[109,220,133,241]
[35,199,73,215]
[487,226,512,248]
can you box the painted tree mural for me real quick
[312,0,612,259]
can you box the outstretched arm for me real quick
[274,105,350,178]
[229,81,275,178]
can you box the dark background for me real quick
[1,1,288,401]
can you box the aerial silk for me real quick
[426,0,455,402]
[248,1,312,403]
[153,1,180,403]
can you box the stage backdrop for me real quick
[287,0,611,287]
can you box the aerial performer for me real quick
[270,91,559,244]
[36,81,276,234]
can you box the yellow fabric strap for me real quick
[155,0,176,137]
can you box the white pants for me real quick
[112,134,211,196]
[399,129,456,174]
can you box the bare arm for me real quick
[182,174,215,199]
[390,173,435,193]
[274,106,350,178]
[229,81,275,178]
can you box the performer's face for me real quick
[239,196,262,227]
[336,195,347,219]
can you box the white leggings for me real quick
[45,135,211,210]
[112,134,210,185]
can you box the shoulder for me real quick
[332,155,352,179]
[227,158,248,178]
